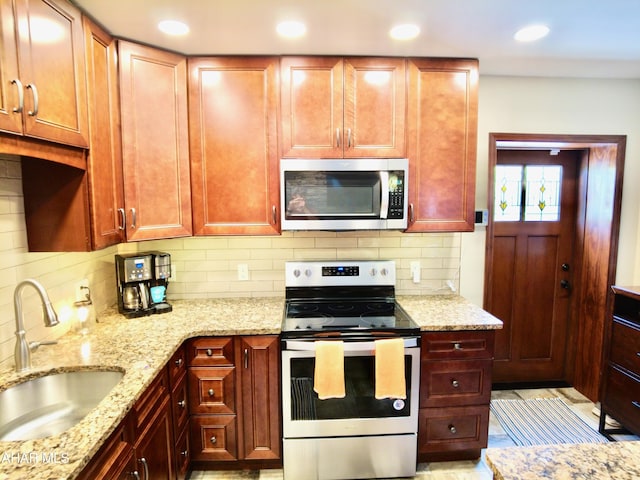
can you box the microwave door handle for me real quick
[379,171,389,219]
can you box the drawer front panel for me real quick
[188,337,235,366]
[417,405,489,454]
[610,319,640,376]
[171,375,190,433]
[422,331,494,360]
[188,367,236,414]
[420,359,492,407]
[603,365,640,435]
[169,346,187,388]
[190,415,237,461]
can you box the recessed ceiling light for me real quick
[277,21,307,38]
[158,20,190,36]
[389,24,420,41]
[514,24,550,42]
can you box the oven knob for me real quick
[305,269,312,277]
[370,268,377,277]
[380,268,388,276]
[293,269,301,278]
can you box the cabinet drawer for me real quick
[417,405,489,454]
[422,331,494,360]
[174,426,190,480]
[420,359,492,407]
[610,319,640,376]
[169,345,187,388]
[190,414,237,461]
[188,367,236,414]
[602,365,640,435]
[171,375,189,434]
[187,337,235,366]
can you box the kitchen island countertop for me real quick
[0,294,499,479]
[485,440,640,480]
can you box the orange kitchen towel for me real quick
[314,340,346,399]
[375,338,406,399]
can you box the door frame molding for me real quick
[484,133,626,401]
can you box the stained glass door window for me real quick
[495,165,562,222]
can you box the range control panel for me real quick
[285,260,395,287]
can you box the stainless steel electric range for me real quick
[281,260,420,480]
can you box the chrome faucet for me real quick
[14,279,60,372]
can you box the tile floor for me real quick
[188,387,638,479]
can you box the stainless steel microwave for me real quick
[280,158,408,231]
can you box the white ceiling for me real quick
[73,0,640,78]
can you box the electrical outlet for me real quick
[75,279,90,302]
[410,261,421,283]
[446,280,457,292]
[237,263,249,281]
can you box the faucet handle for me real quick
[29,340,58,351]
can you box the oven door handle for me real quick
[283,337,419,352]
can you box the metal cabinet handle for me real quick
[139,458,149,480]
[130,208,137,229]
[131,471,141,480]
[336,128,341,147]
[210,436,217,445]
[347,128,352,148]
[453,342,462,350]
[409,203,414,224]
[178,399,186,408]
[244,348,249,369]
[451,379,460,388]
[175,357,183,367]
[11,79,24,113]
[208,388,214,396]
[272,205,277,224]
[206,348,213,356]
[449,425,457,434]
[180,449,188,457]
[118,208,126,230]
[26,83,38,116]
[632,401,640,410]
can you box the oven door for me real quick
[281,337,420,438]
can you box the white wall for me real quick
[460,76,640,306]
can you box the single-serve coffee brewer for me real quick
[115,251,172,318]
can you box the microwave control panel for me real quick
[388,172,405,219]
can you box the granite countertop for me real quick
[0,295,500,479]
[485,441,640,480]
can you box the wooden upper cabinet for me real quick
[0,0,88,147]
[83,16,125,249]
[118,40,192,241]
[405,58,478,232]
[189,57,280,235]
[280,56,406,158]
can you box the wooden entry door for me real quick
[486,149,579,383]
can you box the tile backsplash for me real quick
[0,155,460,370]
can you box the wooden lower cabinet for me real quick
[418,330,495,462]
[186,336,281,469]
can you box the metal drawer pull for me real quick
[139,458,149,480]
[453,343,462,350]
[26,83,38,116]
[181,449,188,457]
[11,79,24,113]
[178,399,186,408]
[208,388,215,396]
[210,436,217,445]
[175,357,183,367]
[131,471,141,480]
[449,425,457,434]
[244,348,249,369]
[451,380,460,388]
[632,401,640,409]
[206,348,213,356]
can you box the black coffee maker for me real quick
[115,251,172,318]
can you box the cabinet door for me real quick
[0,0,21,135]
[119,40,192,241]
[343,58,406,158]
[13,0,88,147]
[189,57,280,235]
[280,56,343,158]
[83,16,125,249]
[405,58,478,232]
[237,335,281,460]
[135,395,175,480]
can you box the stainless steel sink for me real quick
[0,369,124,441]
